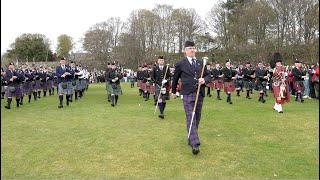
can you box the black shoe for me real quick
[262,99,266,103]
[158,114,164,119]
[301,99,304,103]
[237,94,240,96]
[108,99,110,102]
[145,99,148,101]
[111,104,115,107]
[229,101,233,104]
[208,94,212,97]
[58,105,63,108]
[69,100,73,102]
[16,104,19,108]
[5,105,10,109]
[246,96,251,99]
[66,101,69,106]
[192,146,200,155]
[19,102,23,105]
[217,97,221,100]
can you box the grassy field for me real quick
[1,83,319,179]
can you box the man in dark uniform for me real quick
[104,63,112,102]
[56,57,74,108]
[1,67,6,99]
[141,65,151,101]
[151,56,171,119]
[292,60,307,102]
[205,63,213,97]
[171,41,211,155]
[212,63,223,100]
[255,62,269,103]
[4,63,24,109]
[137,66,143,96]
[221,60,237,104]
[234,66,244,96]
[106,63,123,106]
[242,62,255,99]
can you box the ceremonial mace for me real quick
[188,57,207,139]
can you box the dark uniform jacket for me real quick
[242,67,255,81]
[292,67,304,81]
[171,58,211,97]
[221,67,235,82]
[151,65,171,86]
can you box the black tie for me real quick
[191,58,196,69]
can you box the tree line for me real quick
[2,0,319,69]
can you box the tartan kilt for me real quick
[53,79,58,87]
[214,79,223,89]
[272,81,290,103]
[6,84,23,98]
[293,80,305,92]
[141,82,147,92]
[34,80,41,90]
[155,84,170,101]
[149,83,155,94]
[107,83,123,95]
[23,81,33,94]
[47,80,53,89]
[257,81,267,91]
[206,80,213,87]
[234,79,243,89]
[137,80,142,88]
[1,85,5,93]
[72,80,81,91]
[58,82,74,95]
[244,80,254,89]
[40,81,48,90]
[224,80,235,92]
[79,79,86,90]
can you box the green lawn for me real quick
[1,83,319,179]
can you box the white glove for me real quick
[162,79,167,84]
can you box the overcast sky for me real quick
[1,0,218,54]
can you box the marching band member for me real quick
[271,53,290,113]
[292,60,307,102]
[255,62,269,103]
[212,63,223,100]
[221,60,237,104]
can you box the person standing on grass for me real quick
[212,63,224,100]
[4,63,24,109]
[171,40,211,155]
[292,60,307,103]
[106,63,123,107]
[242,61,255,99]
[104,63,112,102]
[56,57,74,108]
[151,56,171,119]
[221,60,237,104]
[255,62,269,103]
[270,52,290,113]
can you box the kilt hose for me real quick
[182,91,204,148]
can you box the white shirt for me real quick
[186,56,197,65]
